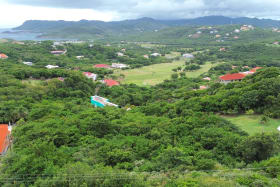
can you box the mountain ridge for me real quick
[13,16,280,39]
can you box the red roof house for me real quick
[0,124,10,155]
[94,64,111,69]
[104,79,120,87]
[250,67,262,73]
[0,53,8,59]
[220,73,246,84]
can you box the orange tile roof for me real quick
[0,53,8,59]
[104,79,119,87]
[220,73,246,81]
[250,67,262,73]
[0,124,9,154]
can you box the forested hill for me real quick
[13,16,280,40]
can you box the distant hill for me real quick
[13,16,280,40]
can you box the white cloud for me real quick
[1,0,280,27]
[0,1,116,28]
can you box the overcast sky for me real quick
[1,0,280,28]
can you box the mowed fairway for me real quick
[114,61,214,86]
[222,115,280,135]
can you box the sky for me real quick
[1,0,280,28]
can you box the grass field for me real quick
[22,79,44,86]
[222,115,280,135]
[114,61,215,86]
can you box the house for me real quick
[111,63,129,69]
[151,53,161,57]
[91,96,118,108]
[23,62,33,66]
[232,66,238,69]
[94,64,111,69]
[117,52,124,57]
[250,67,262,73]
[103,79,120,87]
[273,41,279,45]
[143,55,149,59]
[121,48,126,52]
[0,124,11,155]
[45,65,59,69]
[83,72,97,81]
[50,50,66,55]
[0,53,8,59]
[220,48,226,52]
[215,34,221,38]
[182,53,194,59]
[199,86,208,90]
[234,36,239,39]
[76,56,84,59]
[219,73,246,84]
[57,77,65,82]
[234,29,240,33]
[203,77,211,81]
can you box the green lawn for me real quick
[114,61,215,86]
[22,79,44,86]
[222,115,280,135]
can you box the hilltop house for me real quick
[143,55,149,59]
[91,96,118,108]
[50,50,67,55]
[117,52,124,57]
[94,64,111,69]
[0,124,11,155]
[0,53,8,59]
[76,56,84,59]
[45,65,59,69]
[83,72,97,81]
[111,63,129,69]
[182,53,194,59]
[23,62,33,66]
[151,53,161,57]
[103,79,120,87]
[220,73,246,84]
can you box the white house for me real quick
[83,72,97,81]
[76,56,84,59]
[117,52,124,57]
[23,62,33,66]
[151,53,161,57]
[182,53,194,59]
[45,65,59,69]
[111,63,129,69]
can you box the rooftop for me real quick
[220,73,246,81]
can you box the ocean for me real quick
[0,29,65,41]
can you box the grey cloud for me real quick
[6,0,280,20]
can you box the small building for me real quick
[111,63,129,69]
[0,124,11,155]
[121,48,126,52]
[117,52,124,57]
[250,67,262,73]
[23,62,33,66]
[182,53,194,59]
[45,65,59,69]
[0,53,8,59]
[220,48,226,52]
[151,53,161,57]
[234,29,240,33]
[83,72,97,81]
[94,64,111,69]
[76,56,84,59]
[199,86,208,90]
[203,77,211,81]
[234,36,239,39]
[273,41,279,45]
[219,73,246,84]
[91,96,118,108]
[143,55,149,59]
[57,77,65,82]
[50,50,66,55]
[215,34,221,38]
[103,79,120,87]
